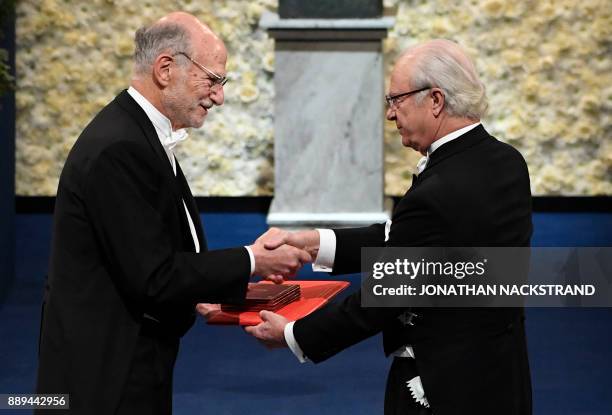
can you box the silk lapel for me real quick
[115,90,203,250]
[175,160,207,252]
[396,126,490,217]
[114,90,183,202]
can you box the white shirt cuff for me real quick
[284,321,308,363]
[312,229,335,272]
[244,246,255,276]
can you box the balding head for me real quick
[158,12,226,61]
[393,39,488,120]
[133,12,226,76]
[131,12,228,130]
[159,11,214,34]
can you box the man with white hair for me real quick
[36,12,310,415]
[246,39,533,415]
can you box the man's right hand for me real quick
[261,229,321,260]
[249,228,313,282]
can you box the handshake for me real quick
[197,228,323,348]
[196,227,319,322]
[246,227,321,283]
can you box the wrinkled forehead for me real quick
[389,54,416,91]
[191,32,227,74]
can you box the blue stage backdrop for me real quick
[1,211,611,415]
[0,9,15,307]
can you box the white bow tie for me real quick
[416,155,429,175]
[161,129,188,151]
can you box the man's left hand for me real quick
[196,303,221,320]
[244,310,289,349]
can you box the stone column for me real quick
[261,5,393,228]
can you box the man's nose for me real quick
[210,86,224,106]
[386,107,396,121]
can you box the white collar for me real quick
[427,121,481,156]
[127,86,188,151]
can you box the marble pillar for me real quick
[261,12,394,228]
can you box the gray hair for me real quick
[133,22,192,74]
[409,41,488,119]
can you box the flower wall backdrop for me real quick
[15,0,611,196]
[383,0,612,196]
[16,0,277,196]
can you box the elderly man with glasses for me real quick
[35,12,310,415]
[246,39,533,415]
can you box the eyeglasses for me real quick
[385,87,431,110]
[174,51,228,87]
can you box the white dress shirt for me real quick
[284,122,482,362]
[126,87,255,273]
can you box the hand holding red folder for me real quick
[196,303,221,318]
[198,280,349,326]
[244,310,290,349]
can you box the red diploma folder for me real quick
[206,280,350,326]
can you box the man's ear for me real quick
[153,54,173,87]
[431,88,445,118]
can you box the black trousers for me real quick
[115,320,180,415]
[385,357,433,415]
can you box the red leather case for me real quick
[206,280,350,326]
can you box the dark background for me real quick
[0,3,15,307]
[279,0,382,18]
